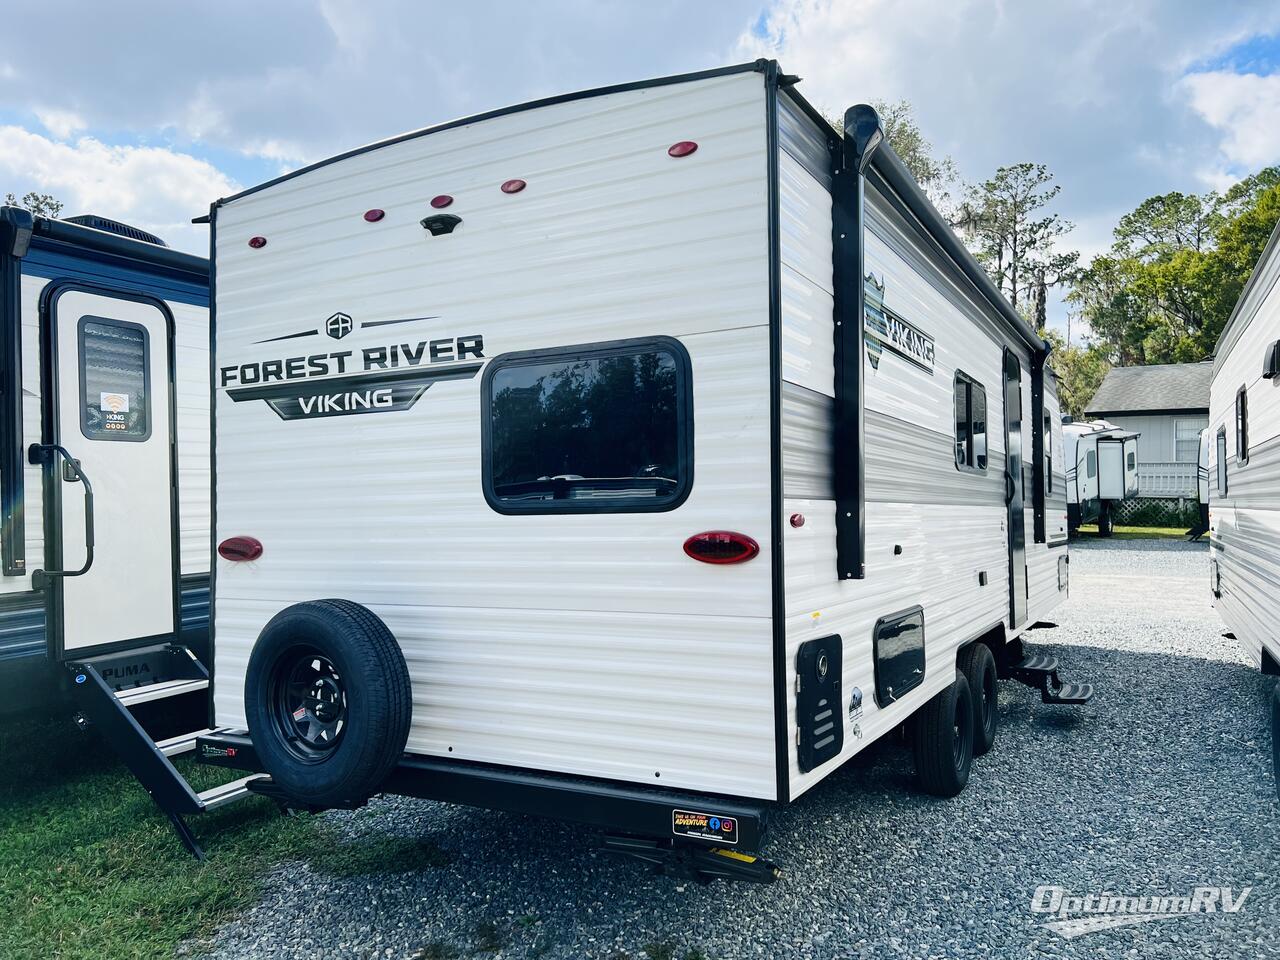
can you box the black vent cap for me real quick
[64,215,167,247]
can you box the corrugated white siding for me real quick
[777,94,1065,799]
[213,71,779,798]
[1210,230,1280,672]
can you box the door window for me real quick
[953,371,988,472]
[483,337,692,513]
[1086,449,1096,479]
[79,317,151,441]
[1217,427,1228,495]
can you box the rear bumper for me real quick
[196,730,769,852]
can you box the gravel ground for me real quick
[195,539,1280,960]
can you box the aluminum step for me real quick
[114,677,209,707]
[1043,681,1094,705]
[155,727,214,757]
[197,774,265,811]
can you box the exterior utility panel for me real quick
[210,63,1069,805]
[1209,218,1280,679]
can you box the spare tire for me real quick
[245,599,411,807]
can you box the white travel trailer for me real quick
[1063,419,1139,536]
[0,208,244,854]
[1208,218,1280,797]
[196,62,1091,878]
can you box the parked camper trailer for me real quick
[0,208,250,852]
[1208,218,1280,797]
[1063,419,1139,536]
[196,62,1091,878]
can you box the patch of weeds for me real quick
[684,950,708,960]
[516,911,540,928]
[643,943,676,960]
[473,919,505,952]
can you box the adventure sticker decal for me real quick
[219,314,484,421]
[672,809,739,845]
[864,273,935,374]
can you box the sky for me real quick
[2,0,1279,334]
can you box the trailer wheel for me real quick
[958,643,998,756]
[1098,502,1114,537]
[245,599,411,807]
[912,672,974,798]
[1271,684,1279,800]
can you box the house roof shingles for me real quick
[1084,362,1213,416]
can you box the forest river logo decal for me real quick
[864,273,935,374]
[219,313,484,420]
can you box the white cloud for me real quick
[0,127,239,253]
[1180,70,1280,180]
[34,108,86,139]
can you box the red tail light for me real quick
[247,236,267,248]
[363,209,385,222]
[683,531,759,565]
[668,141,698,158]
[218,536,263,562]
[430,195,454,209]
[500,179,527,194]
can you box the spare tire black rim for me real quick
[271,647,348,760]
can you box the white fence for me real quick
[1138,461,1197,498]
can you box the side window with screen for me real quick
[1086,449,1096,479]
[483,336,692,513]
[1043,413,1053,494]
[1127,451,1136,470]
[79,317,150,441]
[953,371,987,473]
[1217,427,1228,495]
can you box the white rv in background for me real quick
[196,62,1091,880]
[0,208,246,857]
[1208,218,1280,798]
[1063,419,1139,536]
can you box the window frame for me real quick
[1236,385,1249,465]
[1174,417,1203,463]
[480,335,694,516]
[1043,412,1053,495]
[1217,425,1228,496]
[1086,448,1096,479]
[77,314,153,443]
[953,370,988,474]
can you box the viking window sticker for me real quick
[79,316,151,442]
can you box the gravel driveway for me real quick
[195,539,1280,960]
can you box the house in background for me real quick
[1084,360,1213,503]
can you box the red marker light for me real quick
[668,141,698,158]
[363,209,385,222]
[790,513,806,528]
[430,194,454,209]
[218,536,263,562]
[683,531,759,565]
[247,236,267,248]
[500,179,527,194]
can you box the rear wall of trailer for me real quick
[211,68,782,799]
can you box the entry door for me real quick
[1003,350,1027,628]
[46,289,176,653]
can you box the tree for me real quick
[4,192,63,218]
[1071,169,1280,365]
[1042,328,1110,419]
[958,163,1078,314]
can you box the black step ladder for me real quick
[66,642,262,858]
[1007,652,1094,705]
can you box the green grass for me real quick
[1075,524,1191,541]
[0,714,447,959]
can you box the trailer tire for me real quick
[912,672,974,798]
[1098,502,1114,537]
[245,599,411,807]
[958,642,998,756]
